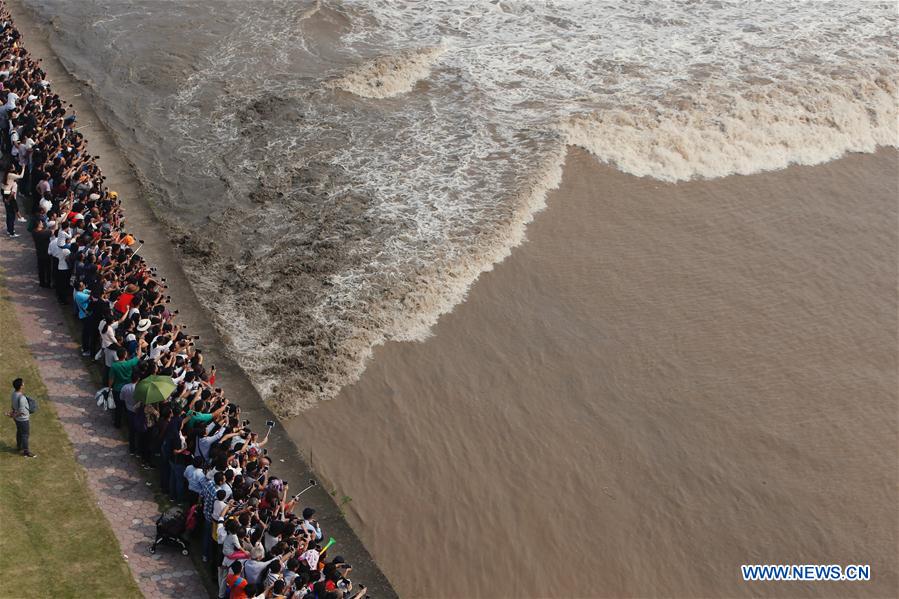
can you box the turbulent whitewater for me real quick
[25,0,898,414]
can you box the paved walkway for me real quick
[1,236,208,599]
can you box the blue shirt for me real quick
[74,289,91,319]
[196,426,225,462]
[302,518,323,541]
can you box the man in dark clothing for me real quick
[80,252,99,289]
[90,290,110,326]
[29,164,46,198]
[21,111,37,135]
[3,191,18,237]
[31,219,52,287]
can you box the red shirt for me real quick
[226,573,248,599]
[114,292,134,314]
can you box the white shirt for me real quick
[300,549,320,570]
[2,91,19,113]
[222,533,241,557]
[212,499,227,522]
[184,465,207,493]
[48,235,59,258]
[58,249,71,270]
[149,340,172,361]
[100,320,119,348]
[104,347,118,368]
[263,531,280,553]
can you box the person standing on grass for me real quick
[7,378,35,458]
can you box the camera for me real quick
[266,420,275,428]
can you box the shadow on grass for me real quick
[0,438,21,454]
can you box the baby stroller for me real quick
[149,506,190,555]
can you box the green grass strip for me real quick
[0,268,142,598]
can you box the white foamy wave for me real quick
[135,0,898,414]
[300,0,321,21]
[341,0,899,181]
[263,149,567,414]
[563,78,899,182]
[328,46,445,98]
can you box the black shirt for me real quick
[32,228,50,253]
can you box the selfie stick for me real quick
[293,482,316,499]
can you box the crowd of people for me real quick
[1,6,368,599]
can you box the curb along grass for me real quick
[0,267,142,598]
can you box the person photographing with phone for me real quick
[301,507,323,541]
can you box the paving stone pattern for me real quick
[1,238,208,598]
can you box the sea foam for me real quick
[328,47,445,98]
[156,0,899,414]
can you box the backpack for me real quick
[25,395,37,414]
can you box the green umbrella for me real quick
[134,375,176,405]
